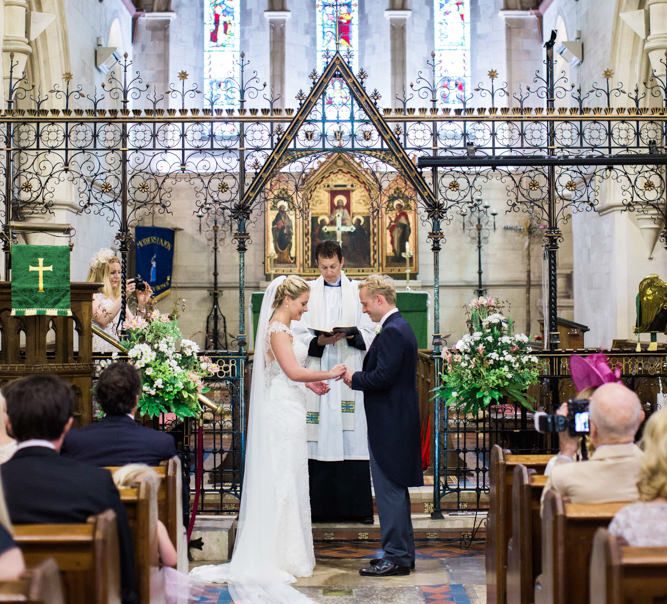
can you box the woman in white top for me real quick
[87,249,152,352]
[609,406,667,546]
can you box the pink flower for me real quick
[477,344,485,354]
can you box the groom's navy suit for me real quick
[351,310,423,568]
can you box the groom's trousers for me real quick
[369,446,415,568]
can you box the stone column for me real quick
[499,10,542,104]
[133,11,176,105]
[3,0,29,102]
[384,9,411,107]
[646,0,667,71]
[264,10,290,108]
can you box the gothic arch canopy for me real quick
[242,53,435,214]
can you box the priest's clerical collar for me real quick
[324,279,341,287]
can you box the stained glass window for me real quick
[204,0,240,108]
[434,0,470,107]
[316,0,359,118]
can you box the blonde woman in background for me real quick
[112,464,177,567]
[608,406,667,546]
[0,392,16,464]
[88,249,152,352]
[0,471,25,580]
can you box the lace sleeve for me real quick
[265,322,293,364]
[267,322,292,337]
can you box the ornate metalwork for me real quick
[2,40,665,517]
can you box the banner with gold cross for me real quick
[11,245,72,316]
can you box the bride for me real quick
[192,275,346,602]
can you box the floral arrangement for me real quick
[437,296,540,414]
[122,310,217,418]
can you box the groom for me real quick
[343,274,423,576]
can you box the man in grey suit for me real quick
[344,275,423,576]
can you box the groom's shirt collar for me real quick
[379,307,399,327]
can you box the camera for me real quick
[133,276,147,292]
[534,399,591,437]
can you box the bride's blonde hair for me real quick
[272,276,309,310]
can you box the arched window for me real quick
[204,0,240,108]
[434,0,470,107]
[316,0,359,116]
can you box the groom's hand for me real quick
[343,370,354,387]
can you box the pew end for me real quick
[507,464,548,604]
[0,558,64,604]
[535,491,630,604]
[487,445,552,604]
[590,528,667,604]
[12,510,121,604]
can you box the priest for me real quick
[293,240,376,522]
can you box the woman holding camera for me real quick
[88,248,153,352]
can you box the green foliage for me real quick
[121,311,216,419]
[436,297,540,415]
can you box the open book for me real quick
[309,325,359,338]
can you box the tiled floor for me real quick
[190,540,486,603]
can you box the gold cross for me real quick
[28,257,53,293]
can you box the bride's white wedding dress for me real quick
[191,283,316,604]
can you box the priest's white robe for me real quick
[293,273,376,461]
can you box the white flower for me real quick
[374,325,382,335]
[154,378,163,389]
[145,367,153,375]
[181,339,200,356]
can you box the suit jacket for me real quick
[62,414,176,467]
[351,312,423,487]
[541,442,643,514]
[1,446,137,604]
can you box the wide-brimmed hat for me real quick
[569,353,622,393]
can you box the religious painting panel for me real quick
[381,183,418,275]
[265,196,300,275]
[264,154,418,278]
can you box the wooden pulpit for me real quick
[539,317,589,349]
[0,282,98,425]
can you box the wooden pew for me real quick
[13,510,121,604]
[0,558,65,604]
[118,477,163,604]
[534,491,629,604]
[486,445,552,604]
[106,456,183,564]
[155,456,183,556]
[506,465,548,604]
[590,528,667,604]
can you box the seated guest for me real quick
[0,392,16,463]
[112,464,178,568]
[1,375,137,604]
[544,353,622,475]
[62,362,176,466]
[541,382,644,512]
[0,473,24,580]
[609,406,667,546]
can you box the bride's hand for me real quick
[306,381,330,396]
[328,364,347,380]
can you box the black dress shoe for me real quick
[359,559,411,577]
[370,558,415,570]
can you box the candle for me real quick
[405,241,412,257]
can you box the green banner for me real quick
[11,245,72,317]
